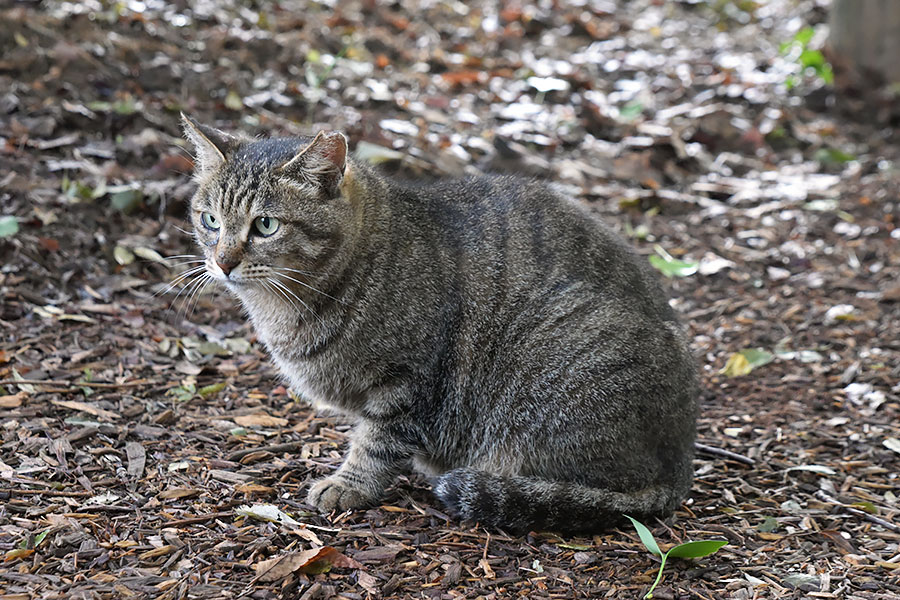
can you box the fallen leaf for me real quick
[140,545,175,560]
[4,548,34,562]
[884,438,900,455]
[133,246,166,264]
[235,503,300,526]
[782,573,820,589]
[158,487,200,500]
[290,527,323,546]
[0,392,25,408]
[479,557,496,579]
[355,141,404,165]
[85,492,120,505]
[357,571,380,595]
[648,245,698,278]
[233,413,288,428]
[785,465,837,476]
[51,399,119,421]
[254,547,363,582]
[0,215,18,238]
[720,348,774,377]
[126,441,145,480]
[114,245,135,265]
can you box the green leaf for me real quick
[666,540,728,559]
[720,347,774,377]
[0,215,19,238]
[110,188,143,213]
[33,530,49,547]
[815,147,856,165]
[625,515,662,556]
[224,90,244,111]
[113,97,137,115]
[783,573,820,589]
[198,382,226,398]
[648,248,698,278]
[114,245,135,265]
[794,27,815,46]
[197,341,230,356]
[804,199,838,212]
[799,48,825,70]
[557,542,593,551]
[757,516,778,533]
[738,348,774,368]
[619,100,644,122]
[850,501,877,514]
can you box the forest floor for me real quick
[1,0,899,598]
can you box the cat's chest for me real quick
[270,351,363,414]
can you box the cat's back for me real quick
[386,173,675,324]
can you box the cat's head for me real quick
[181,114,352,306]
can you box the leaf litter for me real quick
[0,0,899,598]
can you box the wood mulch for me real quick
[1,0,898,598]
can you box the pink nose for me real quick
[216,259,238,275]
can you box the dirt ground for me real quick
[1,1,899,598]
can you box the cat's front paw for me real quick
[307,476,373,512]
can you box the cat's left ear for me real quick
[276,131,348,197]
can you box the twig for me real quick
[815,491,900,533]
[0,488,93,497]
[0,378,146,389]
[162,511,234,528]
[694,442,755,465]
[226,442,303,462]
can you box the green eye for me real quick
[254,216,280,236]
[201,212,220,230]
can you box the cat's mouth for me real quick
[207,261,307,301]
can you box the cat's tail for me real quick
[433,468,685,534]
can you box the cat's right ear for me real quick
[275,131,348,198]
[181,113,239,176]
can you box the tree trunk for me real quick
[829,0,900,86]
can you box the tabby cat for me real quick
[182,114,698,534]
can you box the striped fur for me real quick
[184,117,698,534]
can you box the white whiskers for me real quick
[265,276,326,327]
[271,268,344,304]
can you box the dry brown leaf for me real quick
[4,548,34,562]
[139,545,176,560]
[254,547,363,582]
[357,571,380,595]
[51,399,119,421]
[0,392,25,408]
[235,483,275,495]
[479,557,495,579]
[289,526,323,546]
[158,487,200,500]
[155,579,180,591]
[233,413,288,428]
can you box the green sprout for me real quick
[648,245,698,278]
[780,27,833,89]
[626,516,728,598]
